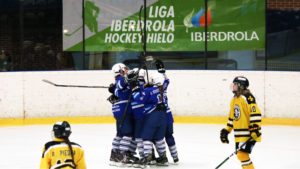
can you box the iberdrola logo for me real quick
[184,8,212,32]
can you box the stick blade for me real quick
[145,55,154,61]
[42,79,56,86]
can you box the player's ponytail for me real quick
[236,89,252,98]
[242,89,251,95]
[65,138,77,169]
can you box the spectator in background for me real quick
[0,49,11,71]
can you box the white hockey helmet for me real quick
[132,68,148,82]
[111,63,128,76]
[150,72,165,86]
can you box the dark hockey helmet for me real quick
[233,76,249,90]
[53,121,72,139]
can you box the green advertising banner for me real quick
[63,0,265,51]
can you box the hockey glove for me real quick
[249,124,261,141]
[108,83,115,94]
[130,80,140,92]
[125,70,138,84]
[220,128,229,144]
[107,94,120,104]
[155,59,166,73]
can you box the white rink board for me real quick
[265,71,300,118]
[23,71,113,118]
[0,70,299,118]
[0,72,24,118]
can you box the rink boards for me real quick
[0,70,300,126]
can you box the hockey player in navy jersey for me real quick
[127,68,148,161]
[108,63,137,167]
[155,59,179,163]
[128,71,169,167]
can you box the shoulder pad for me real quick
[44,141,81,154]
[242,93,256,104]
[43,141,61,157]
[44,141,61,151]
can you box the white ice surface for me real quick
[0,124,300,169]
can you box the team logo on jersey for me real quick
[248,96,254,102]
[234,105,241,121]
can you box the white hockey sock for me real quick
[112,136,121,152]
[155,139,166,156]
[136,138,144,158]
[169,145,178,158]
[119,136,132,154]
[143,140,153,157]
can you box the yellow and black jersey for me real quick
[40,138,86,169]
[225,93,262,142]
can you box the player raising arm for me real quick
[155,60,179,163]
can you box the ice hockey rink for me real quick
[0,123,300,169]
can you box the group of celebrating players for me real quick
[107,60,179,168]
[107,60,262,169]
[39,60,262,169]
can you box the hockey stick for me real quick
[64,26,83,36]
[42,79,109,88]
[215,137,253,169]
[119,2,148,129]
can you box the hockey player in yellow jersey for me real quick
[40,121,87,169]
[220,76,261,169]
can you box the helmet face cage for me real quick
[53,121,72,139]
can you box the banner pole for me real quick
[204,0,208,69]
[265,0,267,70]
[82,0,86,70]
[143,0,150,83]
[143,0,147,59]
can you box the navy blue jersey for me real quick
[139,80,145,90]
[132,86,164,115]
[130,80,147,119]
[137,86,168,141]
[114,76,131,100]
[112,76,132,116]
[162,73,170,93]
[161,73,174,124]
[131,100,145,119]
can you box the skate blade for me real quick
[119,163,133,168]
[109,161,119,166]
[156,162,169,166]
[140,165,150,169]
[149,161,156,165]
[169,162,179,165]
[132,163,141,168]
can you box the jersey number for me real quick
[156,94,162,103]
